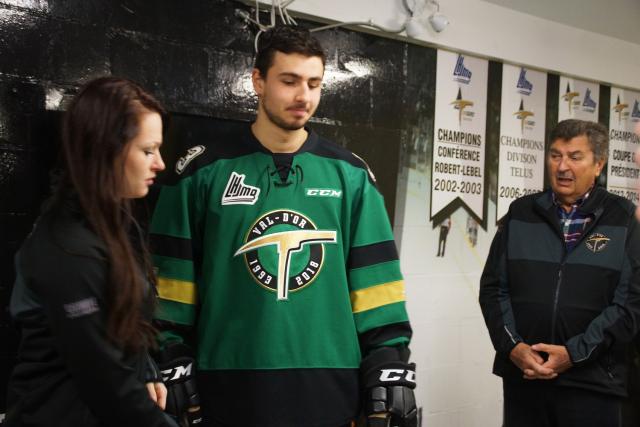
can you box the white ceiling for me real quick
[480,0,640,45]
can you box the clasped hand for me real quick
[509,342,573,380]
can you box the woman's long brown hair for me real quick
[60,76,166,353]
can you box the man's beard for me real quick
[262,99,310,131]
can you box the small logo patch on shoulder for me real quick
[585,233,610,253]
[175,145,206,175]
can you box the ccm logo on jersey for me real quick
[379,369,416,383]
[305,188,342,198]
[161,362,193,382]
[175,145,205,175]
[221,172,260,205]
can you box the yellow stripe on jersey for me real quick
[157,277,197,305]
[350,280,405,313]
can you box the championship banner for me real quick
[558,76,599,121]
[607,87,640,204]
[431,50,488,222]
[496,65,547,220]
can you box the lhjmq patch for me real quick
[585,233,610,253]
[234,209,337,301]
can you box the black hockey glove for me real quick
[156,343,203,427]
[361,358,417,427]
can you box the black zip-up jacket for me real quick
[5,197,177,426]
[480,186,640,396]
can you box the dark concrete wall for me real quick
[0,0,434,410]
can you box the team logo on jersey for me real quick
[585,233,610,253]
[234,209,337,300]
[221,172,260,205]
[175,145,205,175]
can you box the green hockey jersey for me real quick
[150,123,412,426]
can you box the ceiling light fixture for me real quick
[427,1,450,33]
[234,0,450,46]
[404,0,450,37]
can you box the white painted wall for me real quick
[482,0,640,45]
[394,165,502,427]
[250,0,640,89]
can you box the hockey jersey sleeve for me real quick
[149,173,203,330]
[347,165,412,357]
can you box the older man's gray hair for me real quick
[549,119,609,163]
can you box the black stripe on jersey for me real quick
[348,240,399,269]
[162,119,265,184]
[358,321,413,356]
[197,368,359,426]
[305,131,379,187]
[149,233,193,261]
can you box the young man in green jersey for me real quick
[150,26,417,427]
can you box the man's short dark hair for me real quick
[254,26,326,77]
[549,119,609,163]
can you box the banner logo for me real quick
[451,88,474,125]
[612,95,629,124]
[175,145,205,175]
[632,100,640,121]
[516,68,533,96]
[221,172,260,205]
[453,54,472,84]
[582,88,597,113]
[562,82,580,115]
[235,210,337,300]
[513,99,535,133]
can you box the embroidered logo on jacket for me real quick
[64,297,99,318]
[175,145,205,175]
[585,233,610,253]
[235,209,337,301]
[221,172,260,205]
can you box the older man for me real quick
[480,119,640,427]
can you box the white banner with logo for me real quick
[496,65,547,220]
[607,87,640,204]
[558,76,599,121]
[431,50,488,221]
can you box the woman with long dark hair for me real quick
[5,77,178,426]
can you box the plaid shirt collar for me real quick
[551,186,594,251]
[551,187,592,215]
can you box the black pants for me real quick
[503,380,622,427]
